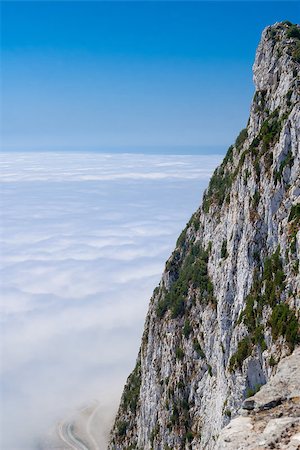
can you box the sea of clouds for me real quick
[0,151,222,449]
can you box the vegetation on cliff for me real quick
[109,22,300,450]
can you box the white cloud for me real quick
[0,152,221,449]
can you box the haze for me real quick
[0,152,222,448]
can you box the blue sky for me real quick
[1,1,299,153]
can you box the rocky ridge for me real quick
[216,347,300,450]
[108,22,300,450]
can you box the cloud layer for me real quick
[0,152,221,449]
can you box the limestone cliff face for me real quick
[108,22,300,450]
[215,348,300,450]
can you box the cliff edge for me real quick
[108,22,300,450]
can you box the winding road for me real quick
[58,421,90,450]
[57,401,103,450]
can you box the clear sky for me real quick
[1,1,299,153]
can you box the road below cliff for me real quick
[40,400,109,450]
[58,421,90,450]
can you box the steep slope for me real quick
[216,347,300,450]
[108,22,300,450]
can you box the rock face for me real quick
[215,347,300,450]
[108,22,300,450]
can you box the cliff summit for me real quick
[109,22,300,450]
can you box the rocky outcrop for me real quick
[108,22,300,450]
[215,347,300,450]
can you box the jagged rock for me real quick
[242,347,300,412]
[215,349,300,450]
[109,21,300,450]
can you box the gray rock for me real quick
[108,22,300,450]
[216,349,300,450]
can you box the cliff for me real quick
[108,22,300,450]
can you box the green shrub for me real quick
[175,346,184,360]
[171,296,185,318]
[237,248,298,370]
[286,89,293,106]
[252,325,267,351]
[204,167,233,209]
[185,431,194,443]
[269,303,299,350]
[123,360,141,412]
[207,364,212,376]
[242,292,266,349]
[117,421,128,436]
[250,136,260,150]
[274,150,294,183]
[239,248,288,353]
[252,190,260,208]
[287,25,300,39]
[229,337,252,371]
[193,339,205,358]
[190,213,200,231]
[268,28,277,40]
[254,160,260,179]
[221,240,228,259]
[239,150,247,168]
[288,204,300,222]
[176,228,187,247]
[223,145,234,165]
[243,295,256,331]
[207,241,212,254]
[183,319,192,338]
[156,243,215,318]
[246,384,262,398]
[156,296,171,319]
[202,194,211,213]
[260,111,281,152]
[263,247,285,303]
[150,425,159,445]
[224,409,231,417]
[290,236,297,255]
[253,250,260,263]
[244,168,250,185]
[170,405,179,425]
[264,150,273,170]
[235,128,248,149]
